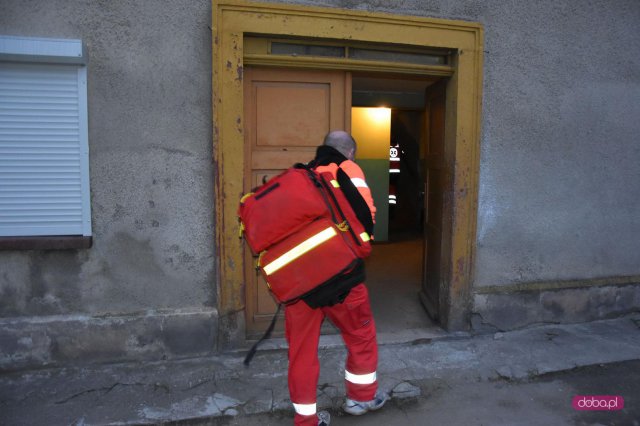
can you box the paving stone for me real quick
[224,408,239,416]
[243,393,273,415]
[496,366,513,379]
[212,393,241,411]
[391,381,421,399]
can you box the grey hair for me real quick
[323,130,357,159]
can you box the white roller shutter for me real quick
[0,36,91,237]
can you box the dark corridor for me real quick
[368,110,438,334]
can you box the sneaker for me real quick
[342,391,389,416]
[317,410,331,425]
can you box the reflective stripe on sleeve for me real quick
[292,402,317,416]
[330,179,340,188]
[351,177,368,188]
[262,227,337,275]
[345,370,377,385]
[360,232,370,242]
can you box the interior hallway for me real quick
[365,235,437,334]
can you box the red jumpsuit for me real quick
[285,159,378,426]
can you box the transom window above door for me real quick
[245,36,452,67]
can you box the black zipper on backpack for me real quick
[254,182,280,200]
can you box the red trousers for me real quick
[285,283,378,426]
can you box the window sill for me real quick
[0,236,93,250]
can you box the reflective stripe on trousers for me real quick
[345,370,377,385]
[292,402,316,416]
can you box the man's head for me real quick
[323,130,356,161]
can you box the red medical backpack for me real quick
[238,164,372,307]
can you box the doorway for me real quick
[242,68,447,338]
[352,74,442,336]
[213,1,483,347]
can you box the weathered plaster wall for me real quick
[472,284,640,332]
[0,0,216,369]
[473,0,640,287]
[2,0,639,368]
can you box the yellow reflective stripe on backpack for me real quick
[262,226,337,276]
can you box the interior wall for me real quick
[352,107,391,242]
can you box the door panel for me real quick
[243,67,351,337]
[420,79,447,321]
[255,84,331,147]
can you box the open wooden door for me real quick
[419,79,448,321]
[243,67,351,337]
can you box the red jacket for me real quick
[315,159,376,223]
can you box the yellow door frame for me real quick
[212,0,483,342]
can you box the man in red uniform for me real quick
[285,130,388,426]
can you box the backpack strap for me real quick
[243,303,282,366]
[336,167,374,237]
[294,163,340,224]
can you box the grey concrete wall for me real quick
[472,0,640,287]
[2,0,639,368]
[0,0,216,369]
[473,284,640,332]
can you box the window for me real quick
[0,36,91,248]
[271,42,345,58]
[246,36,450,66]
